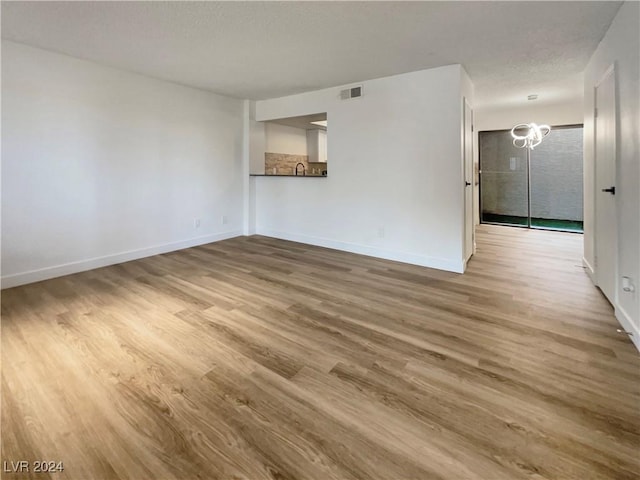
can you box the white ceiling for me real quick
[1,1,622,108]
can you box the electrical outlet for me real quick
[221,215,228,225]
[194,218,201,229]
[622,276,635,292]
[378,227,385,238]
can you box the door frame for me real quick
[463,97,474,264]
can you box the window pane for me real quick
[530,126,584,232]
[480,130,528,226]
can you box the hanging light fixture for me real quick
[510,123,551,149]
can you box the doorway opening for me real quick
[479,124,584,233]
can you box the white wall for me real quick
[264,123,307,155]
[248,101,266,175]
[252,65,469,272]
[583,1,640,350]
[475,99,583,132]
[1,41,245,288]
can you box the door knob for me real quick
[465,181,471,187]
[602,186,616,195]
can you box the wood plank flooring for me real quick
[1,225,639,480]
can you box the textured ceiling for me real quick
[1,1,622,107]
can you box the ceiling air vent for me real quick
[340,85,363,100]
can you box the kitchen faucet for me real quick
[295,163,306,176]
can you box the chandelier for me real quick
[510,123,551,149]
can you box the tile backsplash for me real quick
[265,152,326,176]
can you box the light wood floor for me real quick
[2,225,639,480]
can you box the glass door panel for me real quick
[529,126,584,232]
[479,130,529,227]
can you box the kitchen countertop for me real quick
[250,174,327,177]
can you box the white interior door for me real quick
[463,98,474,263]
[594,66,617,304]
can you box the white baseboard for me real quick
[1,230,242,289]
[256,228,464,273]
[582,256,595,282]
[615,305,640,353]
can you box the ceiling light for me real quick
[310,120,327,127]
[511,123,551,150]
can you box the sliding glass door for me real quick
[479,125,584,232]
